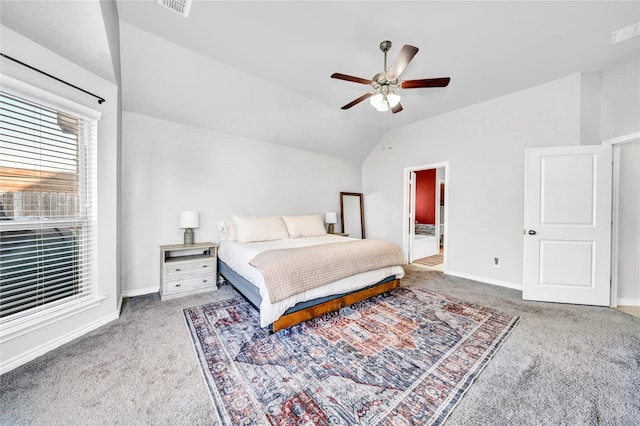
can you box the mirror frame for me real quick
[339,192,365,239]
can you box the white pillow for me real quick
[232,215,290,243]
[218,219,237,241]
[282,215,327,238]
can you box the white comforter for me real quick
[218,235,405,327]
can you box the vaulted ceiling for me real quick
[1,1,639,160]
[120,1,640,130]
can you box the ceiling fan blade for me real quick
[341,93,373,110]
[387,45,419,80]
[400,77,451,89]
[391,103,403,114]
[331,73,372,85]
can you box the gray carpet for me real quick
[1,265,638,425]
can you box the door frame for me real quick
[403,162,449,266]
[603,131,640,307]
[438,178,445,248]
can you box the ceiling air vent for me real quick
[157,0,192,18]
[611,22,640,44]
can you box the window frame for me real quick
[0,75,104,343]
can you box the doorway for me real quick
[403,162,448,269]
[523,134,640,309]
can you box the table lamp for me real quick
[179,211,199,245]
[325,212,337,234]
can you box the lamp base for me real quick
[328,223,334,234]
[184,228,194,245]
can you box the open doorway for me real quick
[403,163,448,270]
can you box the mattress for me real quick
[218,235,405,327]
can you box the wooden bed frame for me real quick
[218,260,400,332]
[271,278,400,332]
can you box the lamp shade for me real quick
[369,93,384,109]
[178,211,199,229]
[325,212,338,224]
[387,92,401,107]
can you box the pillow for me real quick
[217,219,237,241]
[281,215,327,238]
[232,215,290,243]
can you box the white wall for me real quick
[119,22,381,163]
[121,112,361,295]
[99,0,123,304]
[118,22,364,296]
[364,55,640,291]
[602,56,640,305]
[600,55,640,306]
[363,74,586,287]
[579,71,601,145]
[0,25,120,371]
[601,55,640,141]
[616,141,640,304]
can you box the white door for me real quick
[408,171,417,262]
[523,145,612,306]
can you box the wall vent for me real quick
[611,22,640,44]
[157,0,192,18]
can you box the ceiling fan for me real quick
[331,40,450,113]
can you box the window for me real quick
[0,78,99,325]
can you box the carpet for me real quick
[184,286,519,425]
[413,253,444,267]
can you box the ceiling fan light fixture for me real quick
[376,101,389,112]
[387,92,401,108]
[370,93,389,111]
[331,40,450,113]
[369,92,399,112]
[370,93,385,109]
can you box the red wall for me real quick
[415,169,436,224]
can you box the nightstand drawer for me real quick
[160,243,218,301]
[164,258,215,278]
[164,275,215,295]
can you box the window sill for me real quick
[0,295,108,344]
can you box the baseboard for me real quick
[0,311,120,375]
[617,298,640,307]
[444,269,523,291]
[122,286,159,298]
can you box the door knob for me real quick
[528,230,537,235]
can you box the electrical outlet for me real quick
[493,257,500,267]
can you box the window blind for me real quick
[0,89,97,322]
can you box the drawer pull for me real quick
[175,268,182,272]
[202,279,208,283]
[202,265,208,268]
[175,283,182,287]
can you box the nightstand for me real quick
[160,242,218,300]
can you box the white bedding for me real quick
[218,235,405,327]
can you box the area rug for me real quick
[184,286,519,425]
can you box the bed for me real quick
[217,215,406,332]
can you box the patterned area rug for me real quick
[413,253,444,267]
[184,286,519,425]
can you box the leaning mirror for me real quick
[340,192,365,239]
